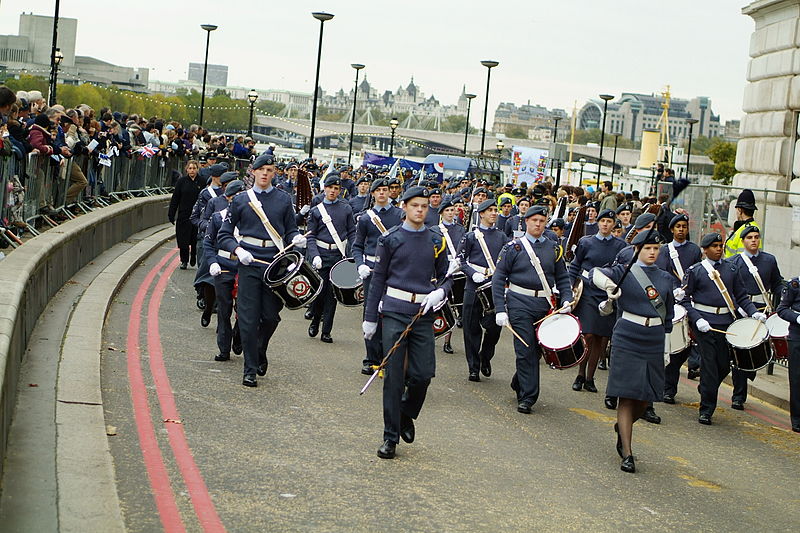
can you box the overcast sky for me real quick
[2,0,755,124]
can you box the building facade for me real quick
[187,63,228,87]
[492,102,569,141]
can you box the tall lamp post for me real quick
[479,60,499,155]
[496,139,505,182]
[389,118,399,158]
[308,11,334,159]
[551,115,561,142]
[48,0,61,106]
[198,24,218,127]
[348,63,365,165]
[579,157,587,182]
[686,118,699,178]
[611,131,620,180]
[247,89,259,138]
[463,93,476,154]
[49,49,63,106]
[596,93,614,188]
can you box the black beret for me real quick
[740,224,760,238]
[668,213,689,229]
[632,228,661,246]
[634,212,656,229]
[476,198,496,213]
[586,201,598,210]
[498,196,513,207]
[324,175,341,187]
[252,152,276,170]
[615,202,632,214]
[401,186,429,202]
[473,187,488,196]
[220,171,238,184]
[286,162,298,169]
[517,196,531,205]
[224,179,244,196]
[550,218,566,229]
[206,151,218,159]
[597,208,616,222]
[356,176,371,185]
[700,232,723,248]
[210,163,227,177]
[524,205,548,219]
[438,196,456,214]
[370,178,389,192]
[430,188,442,196]
[388,177,401,186]
[613,219,623,229]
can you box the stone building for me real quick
[492,102,569,141]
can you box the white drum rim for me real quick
[538,313,581,349]
[727,318,770,349]
[672,305,687,322]
[330,259,362,291]
[766,313,790,338]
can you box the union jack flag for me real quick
[138,144,160,158]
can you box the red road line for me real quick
[147,255,227,533]
[126,248,187,533]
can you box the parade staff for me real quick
[776,277,800,433]
[655,213,703,403]
[459,199,507,382]
[496,196,514,235]
[729,225,783,410]
[306,174,356,343]
[349,175,372,215]
[437,196,466,355]
[205,179,245,362]
[724,189,762,257]
[681,233,764,424]
[568,208,626,393]
[493,206,573,413]
[352,178,404,375]
[504,197,531,239]
[218,152,306,387]
[592,230,675,473]
[362,186,452,459]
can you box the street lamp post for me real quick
[596,94,614,188]
[579,157,587,182]
[199,24,218,127]
[479,60,499,155]
[48,0,61,106]
[308,12,335,159]
[463,93,476,155]
[611,132,620,180]
[389,118,399,158]
[686,118,699,178]
[348,63,365,165]
[552,115,561,142]
[50,49,63,106]
[247,89,259,138]
[496,139,505,182]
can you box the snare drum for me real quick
[726,317,772,371]
[448,272,467,308]
[766,313,790,360]
[537,313,587,369]
[668,305,691,354]
[262,250,323,310]
[475,281,495,319]
[330,258,364,307]
[431,300,456,339]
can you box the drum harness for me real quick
[667,242,685,280]
[518,237,555,310]
[207,185,218,198]
[472,229,496,276]
[698,260,740,317]
[438,223,459,260]
[246,188,285,253]
[740,254,773,313]
[315,202,348,258]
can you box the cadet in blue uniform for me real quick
[339,167,357,199]
[729,225,783,409]
[190,163,227,308]
[681,233,764,424]
[569,209,626,392]
[348,175,372,216]
[583,202,599,236]
[306,174,357,343]
[496,196,514,235]
[352,178,404,375]
[459,199,507,382]
[437,197,466,354]
[388,177,402,206]
[616,202,634,236]
[424,188,443,226]
[218,153,306,387]
[592,229,675,473]
[362,186,453,459]
[504,197,531,239]
[493,206,573,413]
[205,179,245,362]
[776,277,800,432]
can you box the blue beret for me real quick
[210,163,227,177]
[438,196,456,214]
[616,202,632,214]
[401,186,429,203]
[498,196,513,207]
[740,224,760,238]
[632,228,661,246]
[476,199,496,213]
[356,176,370,185]
[668,213,689,229]
[252,152,276,170]
[524,205,548,219]
[473,187,488,196]
[225,180,244,196]
[634,212,656,229]
[597,208,616,221]
[370,178,389,192]
[324,175,341,187]
[700,232,723,248]
[220,171,238,184]
[388,177,401,186]
[430,188,442,196]
[550,218,566,229]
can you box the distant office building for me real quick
[188,63,228,87]
[723,119,741,142]
[492,102,569,141]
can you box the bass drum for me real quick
[766,313,790,360]
[262,250,323,310]
[330,258,364,307]
[537,313,587,369]
[726,317,772,371]
[431,300,456,339]
[668,305,691,354]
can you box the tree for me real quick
[705,139,737,185]
[505,125,528,139]
[441,114,477,134]
[255,99,286,116]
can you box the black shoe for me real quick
[257,362,268,377]
[201,314,211,328]
[604,396,618,410]
[698,413,712,425]
[179,262,188,270]
[320,333,333,343]
[442,343,453,354]
[377,440,396,459]
[598,359,608,370]
[196,296,205,310]
[214,353,230,361]
[731,400,744,411]
[189,254,196,267]
[663,394,676,404]
[687,368,700,380]
[517,401,532,414]
[308,322,319,338]
[614,423,623,458]
[304,309,313,320]
[456,319,463,328]
[361,364,375,376]
[242,375,257,387]
[641,406,661,424]
[620,455,636,473]
[481,360,492,377]
[572,375,585,391]
[792,425,800,433]
[468,372,481,382]
[232,336,242,355]
[583,379,598,393]
[400,414,415,443]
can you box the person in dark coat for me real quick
[168,159,203,268]
[776,277,800,433]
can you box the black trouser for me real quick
[362,274,383,367]
[695,328,731,417]
[731,367,756,403]
[789,341,800,428]
[462,287,501,374]
[175,220,196,264]
[237,264,282,377]
[382,311,435,444]
[664,344,698,397]
[310,254,340,335]
[508,306,547,405]
[213,269,236,356]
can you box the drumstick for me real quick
[505,324,530,348]
[532,301,573,327]
[242,231,313,265]
[749,321,762,341]
[709,327,735,335]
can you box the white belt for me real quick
[241,235,276,248]
[217,250,238,260]
[508,282,547,298]
[317,239,346,250]
[365,254,377,263]
[693,302,731,315]
[581,269,591,280]
[621,311,663,327]
[750,294,766,304]
[467,262,491,276]
[386,286,430,304]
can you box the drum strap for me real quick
[740,254,772,312]
[439,223,458,259]
[630,264,666,324]
[316,203,347,257]
[668,242,685,280]
[207,185,217,198]
[246,189,285,252]
[519,237,554,309]
[700,260,737,316]
[474,229,496,275]
[367,209,388,235]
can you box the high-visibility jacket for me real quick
[724,219,762,258]
[496,192,516,206]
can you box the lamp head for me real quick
[599,94,614,101]
[480,60,499,68]
[247,90,259,104]
[465,93,476,100]
[201,24,218,32]
[496,140,504,151]
[686,118,699,125]
[390,118,399,130]
[351,63,365,70]
[54,48,63,66]
[312,12,334,21]
[579,158,586,167]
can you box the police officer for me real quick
[681,233,764,424]
[349,175,372,215]
[218,152,306,387]
[306,174,356,343]
[352,178,404,375]
[776,277,800,432]
[362,186,453,459]
[459,199,507,382]
[724,189,762,257]
[437,196,466,354]
[493,205,573,413]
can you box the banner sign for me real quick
[511,146,549,184]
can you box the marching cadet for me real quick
[611,219,624,239]
[459,199,507,382]
[339,167,356,199]
[655,213,703,403]
[549,218,567,250]
[616,202,634,235]
[424,187,444,226]
[496,196,514,235]
[388,177,402,206]
[583,202,599,236]
[190,163,227,309]
[504,197,531,239]
[776,276,800,432]
[205,179,245,362]
[724,189,762,257]
[681,233,764,424]
[437,196,466,354]
[492,205,573,413]
[729,225,783,410]
[362,186,453,459]
[349,175,372,215]
[352,178,404,375]
[218,152,307,388]
[306,174,356,343]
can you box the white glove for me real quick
[292,234,307,248]
[495,312,509,327]
[472,272,486,284]
[420,288,446,314]
[696,318,711,333]
[358,264,371,279]
[447,258,461,276]
[312,256,322,269]
[605,285,621,300]
[235,247,254,266]
[300,204,311,215]
[752,311,768,323]
[663,335,671,366]
[362,321,378,340]
[209,263,222,277]
[796,315,800,326]
[558,304,572,314]
[673,287,685,301]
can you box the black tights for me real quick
[578,334,609,381]
[617,398,649,457]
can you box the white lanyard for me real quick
[668,242,685,280]
[367,208,388,235]
[439,223,459,259]
[740,254,772,312]
[207,185,217,198]
[700,259,736,315]
[519,237,554,309]
[245,189,285,252]
[316,202,347,257]
[474,229,496,274]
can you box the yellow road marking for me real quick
[678,474,722,492]
[569,407,615,424]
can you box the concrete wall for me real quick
[0,196,169,481]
